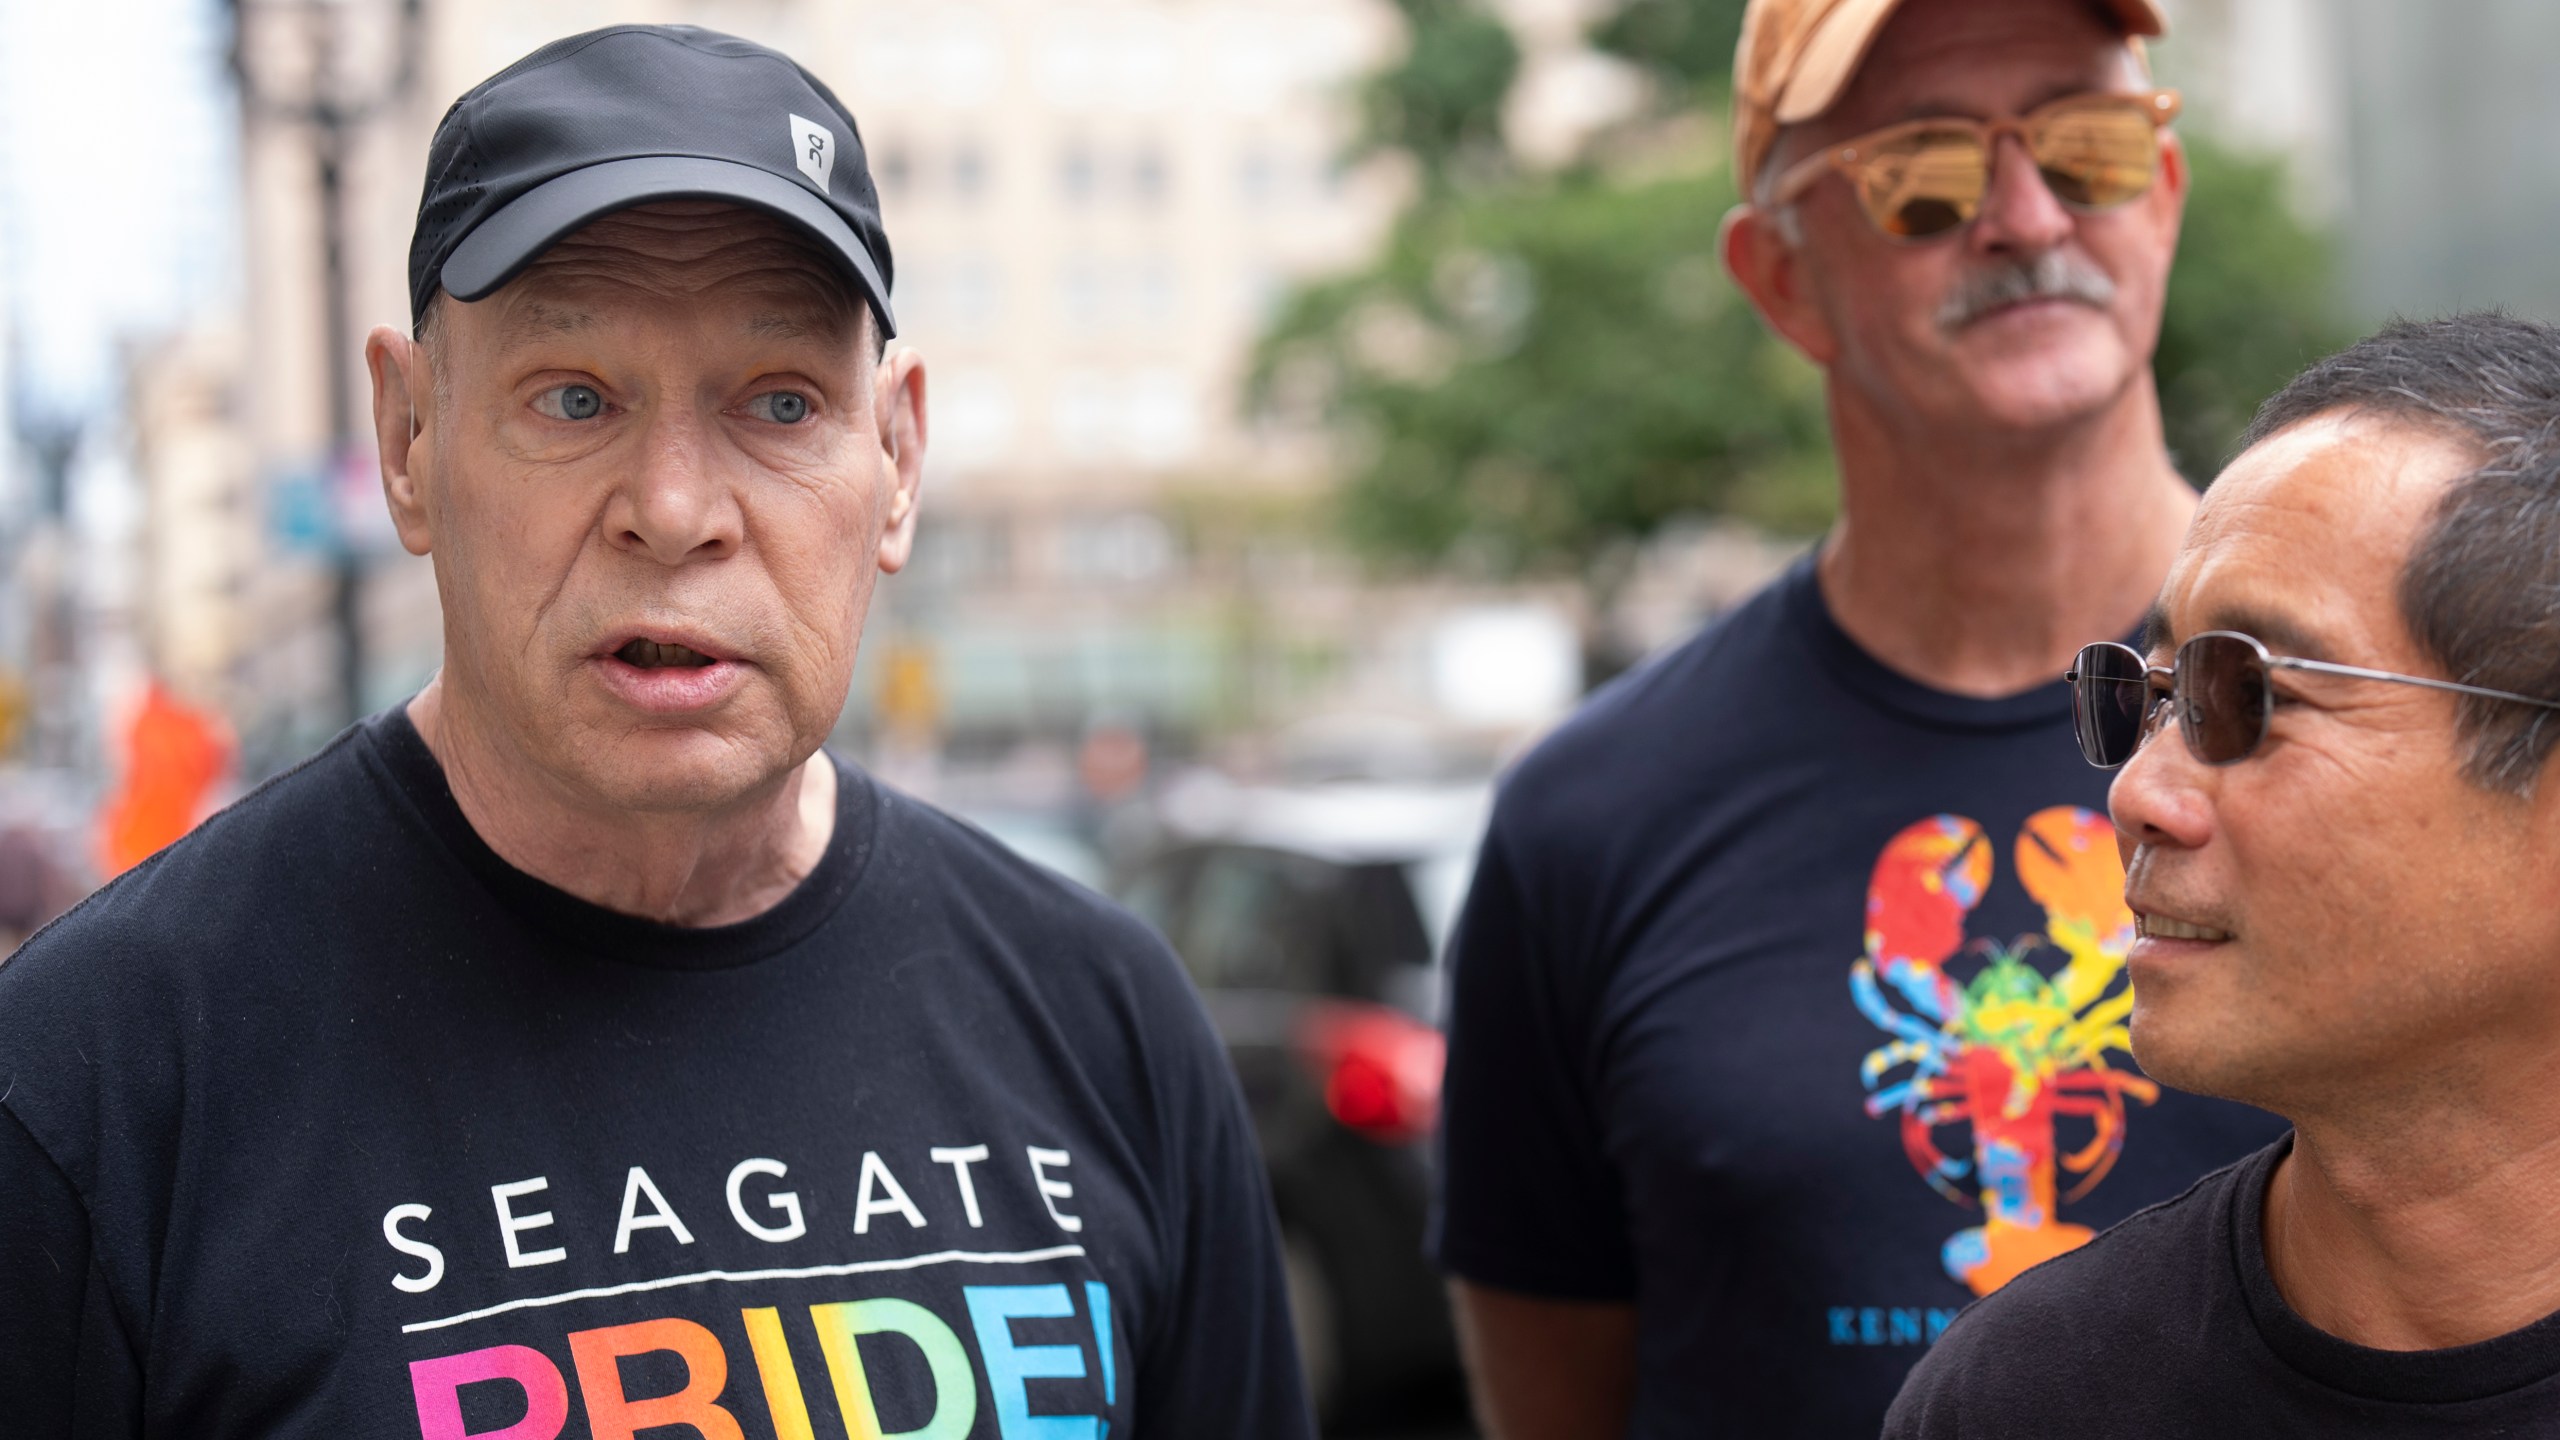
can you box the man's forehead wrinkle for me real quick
[746,309,852,343]
[2159,532,2342,662]
[2201,602,2337,664]
[518,237,858,340]
[530,238,840,294]
[496,298,595,347]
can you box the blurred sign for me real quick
[98,681,232,876]
[875,640,943,744]
[0,670,29,758]
[266,444,398,555]
[332,441,402,553]
[1427,604,1580,727]
[268,461,335,553]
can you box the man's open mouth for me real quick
[615,639,718,669]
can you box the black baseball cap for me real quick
[407,25,895,338]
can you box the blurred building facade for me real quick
[182,0,2560,782]
[128,325,259,711]
[202,0,1623,778]
[2166,0,2560,325]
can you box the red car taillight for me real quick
[1297,1002,1445,1147]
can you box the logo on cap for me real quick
[788,113,833,195]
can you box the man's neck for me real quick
[406,677,835,927]
[1818,379,2196,698]
[2266,1058,2560,1351]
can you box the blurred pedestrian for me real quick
[1432,0,2285,1435]
[0,822,70,952]
[1891,312,2560,1435]
[0,26,1305,1439]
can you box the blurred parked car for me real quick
[1115,773,1487,1427]
[957,808,1110,893]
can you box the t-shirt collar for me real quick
[2233,1133,2560,1404]
[362,704,876,970]
[1781,552,2119,735]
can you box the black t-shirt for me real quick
[0,709,1308,1439]
[1887,1137,2560,1436]
[1430,556,2287,1438]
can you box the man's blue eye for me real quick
[751,391,811,424]
[538,385,604,420]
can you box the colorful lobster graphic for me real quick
[1851,807,2159,1296]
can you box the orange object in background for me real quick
[99,682,231,876]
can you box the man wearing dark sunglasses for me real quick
[1889,313,2560,1434]
[1431,0,2285,1435]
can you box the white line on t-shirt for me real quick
[397,1244,1090,1334]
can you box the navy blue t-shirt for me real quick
[1431,556,2286,1438]
[0,709,1307,1438]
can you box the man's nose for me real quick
[605,408,744,566]
[2108,719,2214,856]
[1967,133,2076,257]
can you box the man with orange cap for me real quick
[1430,0,2283,1434]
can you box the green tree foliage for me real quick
[1586,0,1744,105]
[1257,0,2350,587]
[1355,0,1523,190]
[2158,139,2352,475]
[1252,163,1831,584]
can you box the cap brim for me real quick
[1776,0,2168,127]
[439,155,897,338]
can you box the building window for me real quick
[1237,145,1278,206]
[950,143,989,202]
[1131,146,1170,206]
[910,515,1012,587]
[1057,257,1108,330]
[946,254,1003,334]
[1133,256,1179,331]
[933,369,1018,469]
[875,142,914,198]
[1057,512,1178,585]
[1128,369,1199,464]
[1057,144,1098,205]
[1053,374,1115,460]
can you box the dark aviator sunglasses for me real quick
[2065,630,2560,769]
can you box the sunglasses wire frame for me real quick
[2066,630,2560,770]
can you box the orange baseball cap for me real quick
[1732,0,2168,195]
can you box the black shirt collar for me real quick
[2234,1133,2560,1404]
[1780,552,2115,735]
[361,704,876,970]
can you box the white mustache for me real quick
[1935,251,2117,332]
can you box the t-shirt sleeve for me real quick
[1877,1253,2100,1440]
[1880,1345,1966,1440]
[1429,799,1637,1300]
[1130,938,1315,1438]
[0,1103,142,1437]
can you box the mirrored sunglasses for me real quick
[1775,90,2182,241]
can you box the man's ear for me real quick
[1721,203,1839,367]
[873,349,928,574]
[366,325,435,558]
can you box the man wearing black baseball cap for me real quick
[0,26,1309,1438]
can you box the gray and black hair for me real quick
[2238,311,2560,795]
